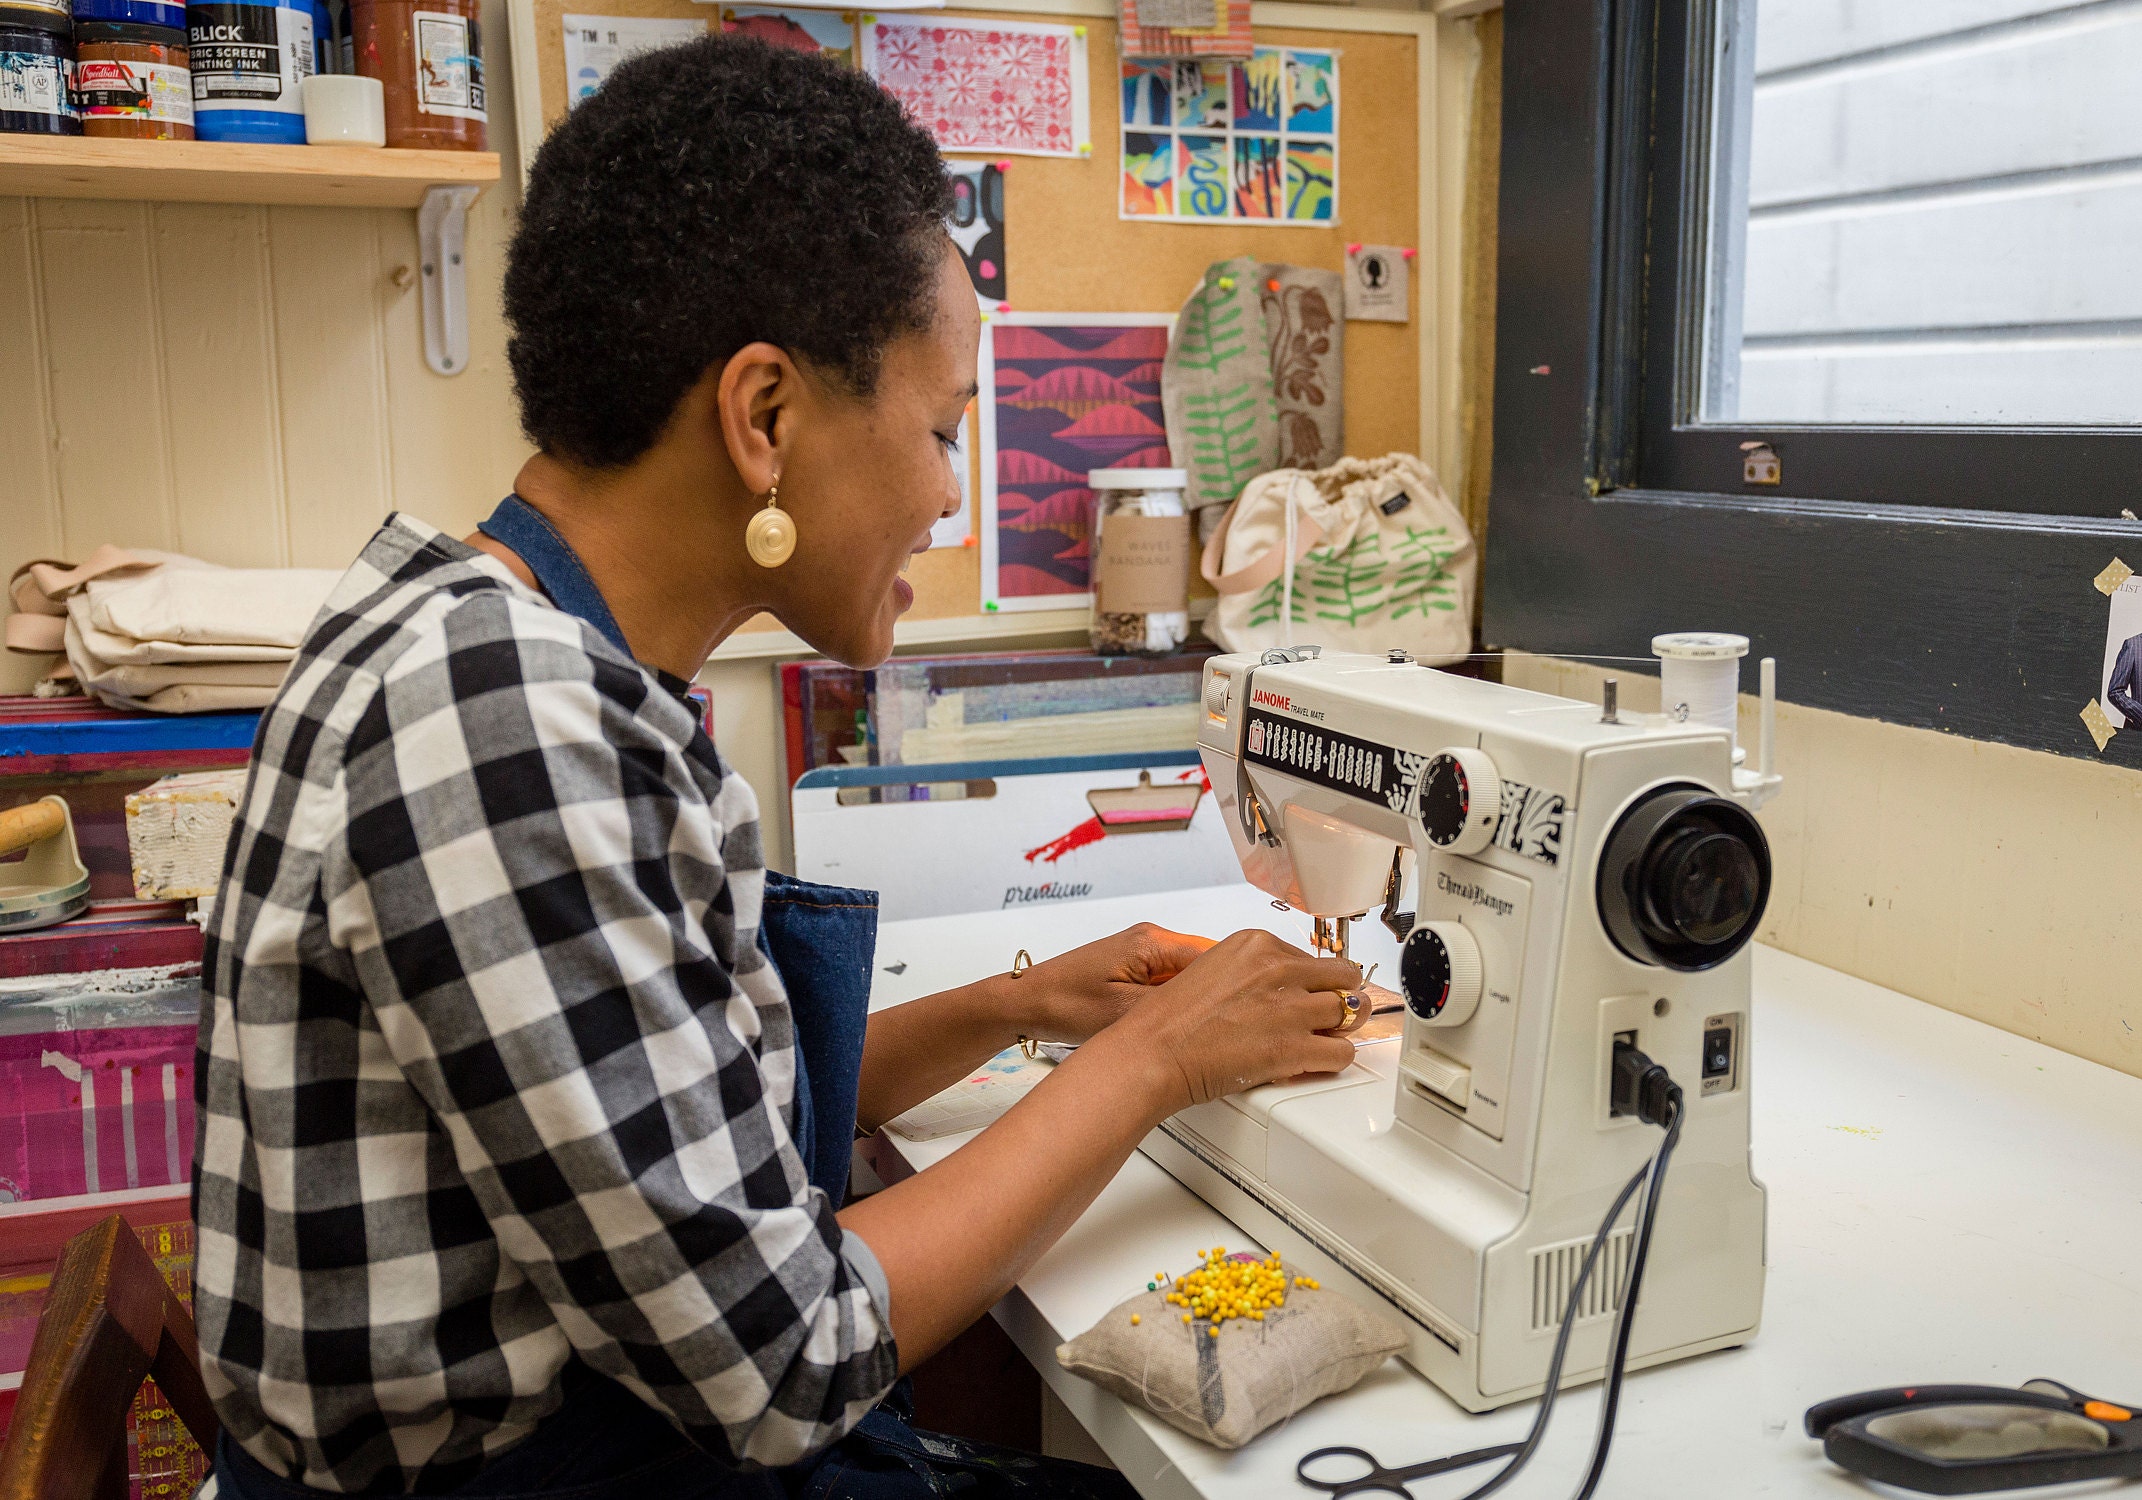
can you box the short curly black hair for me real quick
[504,35,953,469]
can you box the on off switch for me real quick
[1418,748,1501,855]
[1402,921,1483,1027]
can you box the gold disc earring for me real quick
[745,478,797,568]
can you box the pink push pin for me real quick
[996,159,1011,171]
[1400,247,1418,260]
[1346,242,1362,255]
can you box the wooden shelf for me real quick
[0,136,499,208]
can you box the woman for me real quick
[192,35,1364,1500]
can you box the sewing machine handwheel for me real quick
[1598,784,1771,971]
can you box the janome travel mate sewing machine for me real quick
[1144,637,1783,1412]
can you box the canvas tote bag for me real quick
[1200,453,1476,663]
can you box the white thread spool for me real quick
[1653,632,1748,748]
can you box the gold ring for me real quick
[1335,992,1359,1032]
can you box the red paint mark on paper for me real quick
[1025,817,1105,864]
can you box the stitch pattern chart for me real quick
[1119,48,1338,223]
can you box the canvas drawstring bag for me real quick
[1200,453,1476,663]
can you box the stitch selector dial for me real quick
[1417,747,1501,855]
[1402,921,1483,1027]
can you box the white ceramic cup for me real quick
[303,74,387,147]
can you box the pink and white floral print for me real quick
[866,17,1088,157]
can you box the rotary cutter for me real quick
[0,796,91,932]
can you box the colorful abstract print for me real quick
[992,323,1172,598]
[870,17,1079,155]
[1120,48,1336,222]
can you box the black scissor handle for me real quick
[1297,1442,1525,1498]
[1297,1447,1387,1493]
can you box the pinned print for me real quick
[865,17,1090,158]
[1344,244,1411,322]
[946,161,1007,304]
[1119,0,1251,61]
[562,14,707,107]
[1119,48,1337,224]
[979,314,1175,609]
[720,7,856,66]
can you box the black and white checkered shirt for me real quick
[194,515,897,1492]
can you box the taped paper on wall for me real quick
[2096,556,2134,596]
[2096,568,2142,737]
[864,17,1090,158]
[562,14,706,106]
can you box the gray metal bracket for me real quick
[419,184,482,376]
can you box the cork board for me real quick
[514,3,1424,634]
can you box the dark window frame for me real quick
[1484,0,2142,767]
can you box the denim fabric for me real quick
[758,871,878,1207]
[476,496,633,657]
[215,1375,1140,1500]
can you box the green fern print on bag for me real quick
[1244,525,1462,631]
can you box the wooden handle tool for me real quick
[0,799,66,859]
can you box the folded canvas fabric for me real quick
[69,656,292,707]
[7,548,337,714]
[78,564,340,653]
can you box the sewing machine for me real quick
[1144,645,1781,1412]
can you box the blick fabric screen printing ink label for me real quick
[188,1,311,110]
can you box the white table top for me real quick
[867,885,2142,1500]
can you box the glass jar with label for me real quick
[348,0,481,150]
[186,0,313,142]
[75,20,193,137]
[1088,468,1191,657]
[0,8,81,135]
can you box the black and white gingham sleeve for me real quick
[320,591,898,1467]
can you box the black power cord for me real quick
[1307,1042,1685,1500]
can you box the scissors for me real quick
[1295,1442,1523,1499]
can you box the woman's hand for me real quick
[844,926,1366,1374]
[1015,923,1217,1045]
[1101,928,1365,1111]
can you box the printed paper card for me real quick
[946,160,1007,305]
[864,17,1091,158]
[720,8,856,67]
[1121,48,1338,224]
[562,14,707,108]
[979,314,1174,608]
[1120,0,1253,61]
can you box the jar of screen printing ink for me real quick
[74,19,193,137]
[187,0,312,142]
[0,6,81,135]
[348,0,482,149]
